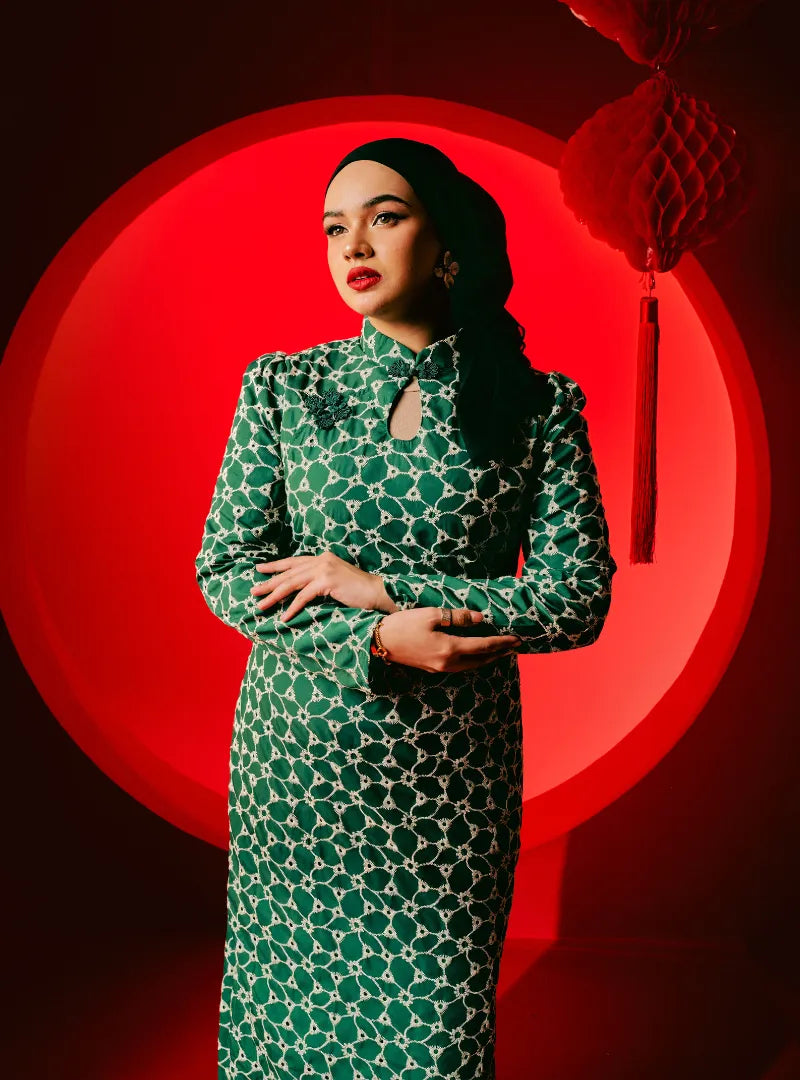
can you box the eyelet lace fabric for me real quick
[195,314,618,1079]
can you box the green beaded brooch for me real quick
[302,386,354,430]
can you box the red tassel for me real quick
[630,294,659,563]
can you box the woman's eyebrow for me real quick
[322,194,412,221]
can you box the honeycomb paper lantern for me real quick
[560,0,766,68]
[559,70,755,561]
[559,70,755,273]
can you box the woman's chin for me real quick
[342,287,394,319]
[338,282,435,325]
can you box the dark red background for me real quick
[3,2,797,1077]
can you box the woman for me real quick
[196,137,618,1080]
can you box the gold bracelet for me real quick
[371,616,391,661]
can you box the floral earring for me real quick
[434,249,460,289]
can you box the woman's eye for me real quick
[324,211,405,237]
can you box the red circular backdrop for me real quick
[0,96,770,851]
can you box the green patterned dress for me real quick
[195,315,617,1080]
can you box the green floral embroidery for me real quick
[387,354,448,379]
[301,385,354,429]
[418,355,444,378]
[387,358,408,377]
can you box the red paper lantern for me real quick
[559,71,756,561]
[560,0,766,68]
[559,71,755,273]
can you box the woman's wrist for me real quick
[371,575,400,614]
[370,615,392,661]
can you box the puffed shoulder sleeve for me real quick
[194,353,398,695]
[379,370,619,652]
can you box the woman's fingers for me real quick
[250,553,380,613]
[376,608,522,674]
[440,629,522,672]
[254,556,316,573]
[433,607,484,629]
[423,607,523,669]
[251,565,308,597]
[252,567,330,619]
[455,633,521,652]
[273,582,322,623]
[252,569,307,607]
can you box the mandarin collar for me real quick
[359,315,463,381]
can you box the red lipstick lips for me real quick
[347,267,382,291]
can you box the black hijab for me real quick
[326,137,549,466]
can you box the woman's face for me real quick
[323,159,445,324]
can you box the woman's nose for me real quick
[344,247,373,261]
[343,232,373,259]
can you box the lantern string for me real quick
[639,269,656,296]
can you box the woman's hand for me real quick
[251,551,385,622]
[377,607,523,674]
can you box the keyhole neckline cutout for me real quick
[360,315,464,449]
[386,374,423,443]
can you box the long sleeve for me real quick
[378,372,618,653]
[194,353,412,695]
